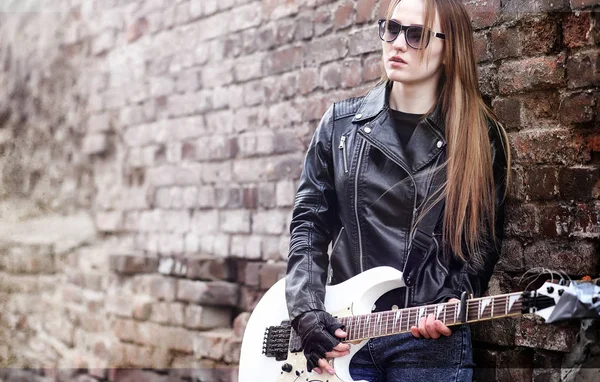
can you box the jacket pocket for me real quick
[338,135,349,174]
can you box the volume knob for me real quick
[281,363,293,373]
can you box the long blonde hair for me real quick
[381,0,512,265]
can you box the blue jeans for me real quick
[349,324,474,382]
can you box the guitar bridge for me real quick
[263,322,292,361]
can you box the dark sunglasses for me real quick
[378,19,445,49]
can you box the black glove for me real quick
[292,310,345,372]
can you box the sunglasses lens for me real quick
[406,27,425,48]
[379,20,399,42]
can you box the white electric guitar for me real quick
[238,266,600,382]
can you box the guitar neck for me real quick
[338,292,523,342]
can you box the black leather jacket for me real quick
[286,81,508,322]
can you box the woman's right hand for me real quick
[292,310,351,375]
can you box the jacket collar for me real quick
[352,81,446,137]
[353,81,447,174]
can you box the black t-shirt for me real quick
[389,108,425,145]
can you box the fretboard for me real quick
[338,292,523,341]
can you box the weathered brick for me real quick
[559,92,596,125]
[265,45,303,74]
[496,239,524,272]
[259,262,287,289]
[498,55,565,95]
[176,279,239,306]
[220,209,251,234]
[356,0,377,23]
[233,312,251,337]
[492,97,521,131]
[510,129,587,165]
[243,262,262,287]
[252,210,288,235]
[82,134,108,155]
[563,12,592,49]
[363,54,383,82]
[471,319,517,347]
[149,302,185,326]
[495,347,534,382]
[239,286,265,312]
[262,0,299,19]
[186,257,233,281]
[523,240,597,275]
[519,15,558,56]
[184,305,231,330]
[464,0,501,29]
[566,50,600,89]
[334,0,354,30]
[491,26,520,60]
[524,167,558,200]
[193,328,234,361]
[347,27,376,57]
[505,203,539,238]
[148,276,177,301]
[230,235,262,259]
[109,254,158,275]
[515,316,578,352]
[558,167,600,201]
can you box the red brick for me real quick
[563,12,592,48]
[521,91,560,123]
[274,18,296,46]
[266,46,303,75]
[523,240,598,275]
[464,0,501,29]
[176,279,239,306]
[496,239,524,272]
[519,15,558,55]
[478,63,497,98]
[492,97,521,131]
[242,186,258,209]
[314,6,333,37]
[334,0,354,30]
[559,92,595,124]
[233,312,251,337]
[566,50,600,89]
[127,17,149,43]
[515,316,578,352]
[473,32,489,63]
[363,54,383,82]
[347,27,376,57]
[148,276,177,301]
[541,201,600,239]
[491,26,520,60]
[109,254,158,275]
[538,204,572,238]
[239,286,265,312]
[320,62,342,90]
[304,35,349,65]
[498,55,566,95]
[187,257,233,280]
[524,167,558,200]
[495,348,534,382]
[471,319,517,347]
[356,0,377,23]
[298,68,319,95]
[259,262,287,290]
[341,58,362,88]
[243,262,262,286]
[571,0,599,9]
[558,167,600,200]
[505,203,539,238]
[510,129,587,165]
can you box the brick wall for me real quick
[0,0,598,381]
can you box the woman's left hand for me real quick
[410,298,460,339]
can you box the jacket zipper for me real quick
[331,227,345,255]
[339,135,349,173]
[355,139,367,272]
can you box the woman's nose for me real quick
[392,30,408,51]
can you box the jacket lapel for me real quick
[353,81,447,174]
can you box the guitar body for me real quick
[238,266,406,382]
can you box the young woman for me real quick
[285,0,511,380]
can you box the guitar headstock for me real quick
[522,279,600,323]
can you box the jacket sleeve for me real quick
[286,105,337,323]
[441,120,509,301]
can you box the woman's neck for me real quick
[388,81,438,115]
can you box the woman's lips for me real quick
[389,56,408,67]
